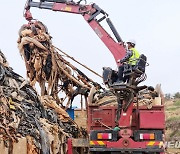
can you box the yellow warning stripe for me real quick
[90,141,95,145]
[147,141,164,147]
[97,141,105,145]
[147,141,155,146]
[90,141,107,146]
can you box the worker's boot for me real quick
[112,80,124,86]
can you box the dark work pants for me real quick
[118,65,124,81]
[118,65,135,82]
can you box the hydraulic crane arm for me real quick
[24,0,126,65]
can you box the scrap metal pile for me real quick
[0,51,87,153]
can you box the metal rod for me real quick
[53,46,103,78]
[106,18,123,43]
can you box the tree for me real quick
[174,92,180,99]
[165,93,172,100]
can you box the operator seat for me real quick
[102,67,118,87]
[133,54,147,74]
[123,54,147,86]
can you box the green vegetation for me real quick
[165,98,180,142]
[174,92,180,98]
[166,107,180,111]
[165,98,180,154]
[170,130,180,138]
[174,100,180,106]
[166,116,180,123]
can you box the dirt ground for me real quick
[165,99,180,153]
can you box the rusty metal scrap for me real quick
[0,50,87,154]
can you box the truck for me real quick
[24,0,165,153]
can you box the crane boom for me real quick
[24,0,126,65]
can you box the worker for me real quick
[116,39,140,84]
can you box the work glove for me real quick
[117,59,124,63]
[117,59,121,63]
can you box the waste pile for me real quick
[17,20,104,109]
[0,50,87,153]
[137,85,162,108]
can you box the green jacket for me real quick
[128,48,140,65]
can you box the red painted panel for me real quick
[67,138,73,154]
[107,138,147,149]
[119,103,134,128]
[88,106,117,131]
[139,111,165,129]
